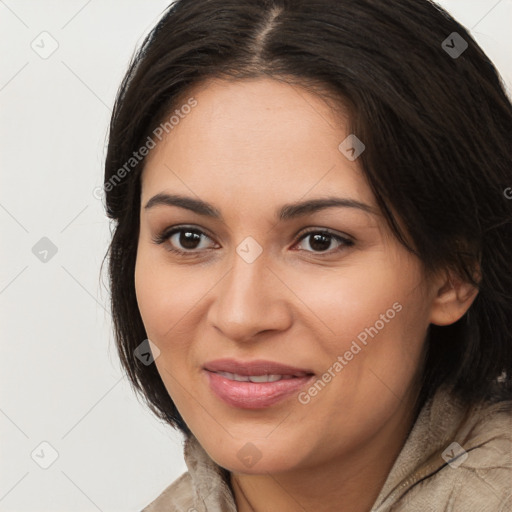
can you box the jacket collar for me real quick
[183,433,237,511]
[371,387,470,509]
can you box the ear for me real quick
[429,268,480,326]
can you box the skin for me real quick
[134,77,478,512]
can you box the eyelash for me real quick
[152,225,354,257]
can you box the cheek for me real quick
[287,259,415,345]
[289,258,429,397]
[134,246,212,351]
[135,247,183,341]
[134,250,199,406]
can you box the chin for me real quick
[204,438,305,475]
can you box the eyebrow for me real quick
[144,193,378,221]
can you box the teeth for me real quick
[216,371,250,382]
[215,371,295,382]
[248,374,283,383]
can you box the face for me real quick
[135,77,440,474]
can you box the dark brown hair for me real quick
[103,0,512,436]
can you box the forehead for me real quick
[141,77,374,209]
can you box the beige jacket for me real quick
[142,387,512,511]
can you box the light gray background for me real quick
[1,1,511,511]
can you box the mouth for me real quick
[203,358,315,409]
[203,358,315,378]
[209,371,304,383]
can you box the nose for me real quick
[206,248,292,343]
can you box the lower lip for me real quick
[204,370,315,409]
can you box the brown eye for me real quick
[295,229,354,254]
[152,226,216,255]
[171,229,204,250]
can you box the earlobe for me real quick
[429,270,480,326]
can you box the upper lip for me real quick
[203,358,315,377]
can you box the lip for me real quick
[203,358,314,377]
[203,358,315,409]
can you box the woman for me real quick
[102,0,512,510]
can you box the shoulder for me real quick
[141,472,196,512]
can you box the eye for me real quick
[294,228,354,254]
[152,225,354,257]
[152,226,217,255]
